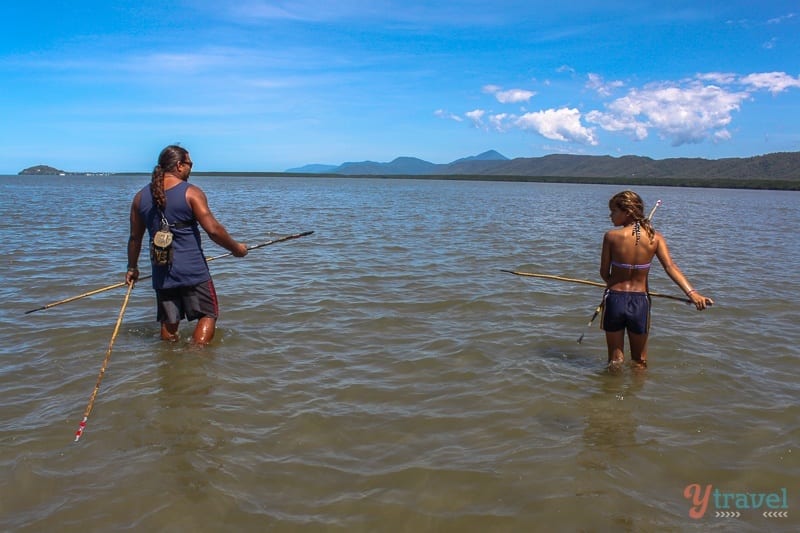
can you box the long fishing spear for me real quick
[74,280,135,442]
[24,231,313,314]
[499,269,690,303]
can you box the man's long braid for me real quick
[150,165,166,212]
[150,145,188,212]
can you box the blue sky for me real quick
[1,1,799,173]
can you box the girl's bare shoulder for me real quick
[604,227,626,239]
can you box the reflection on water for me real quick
[580,372,646,466]
[153,350,219,504]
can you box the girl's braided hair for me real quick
[609,190,655,245]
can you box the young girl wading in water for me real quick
[600,191,713,369]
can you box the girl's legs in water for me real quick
[605,329,648,368]
[605,330,625,366]
[628,331,648,368]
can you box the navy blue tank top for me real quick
[138,181,210,289]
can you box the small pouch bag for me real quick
[150,212,174,266]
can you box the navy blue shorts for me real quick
[601,290,650,334]
[155,279,219,323]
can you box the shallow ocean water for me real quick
[0,175,798,531]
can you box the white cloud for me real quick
[495,88,535,104]
[586,73,624,97]
[488,113,509,131]
[453,70,800,148]
[514,108,598,145]
[714,129,732,141]
[482,85,535,103]
[434,109,462,122]
[585,109,648,140]
[767,13,796,24]
[237,2,300,20]
[227,1,393,22]
[586,81,749,146]
[224,1,540,26]
[739,72,800,94]
[465,109,486,128]
[696,72,737,84]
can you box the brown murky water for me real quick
[1,175,797,531]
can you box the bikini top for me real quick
[611,260,651,270]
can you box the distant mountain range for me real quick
[286,149,800,182]
[286,150,508,175]
[19,149,800,188]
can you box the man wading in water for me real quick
[126,145,248,345]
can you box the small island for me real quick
[19,165,66,175]
[18,165,112,176]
